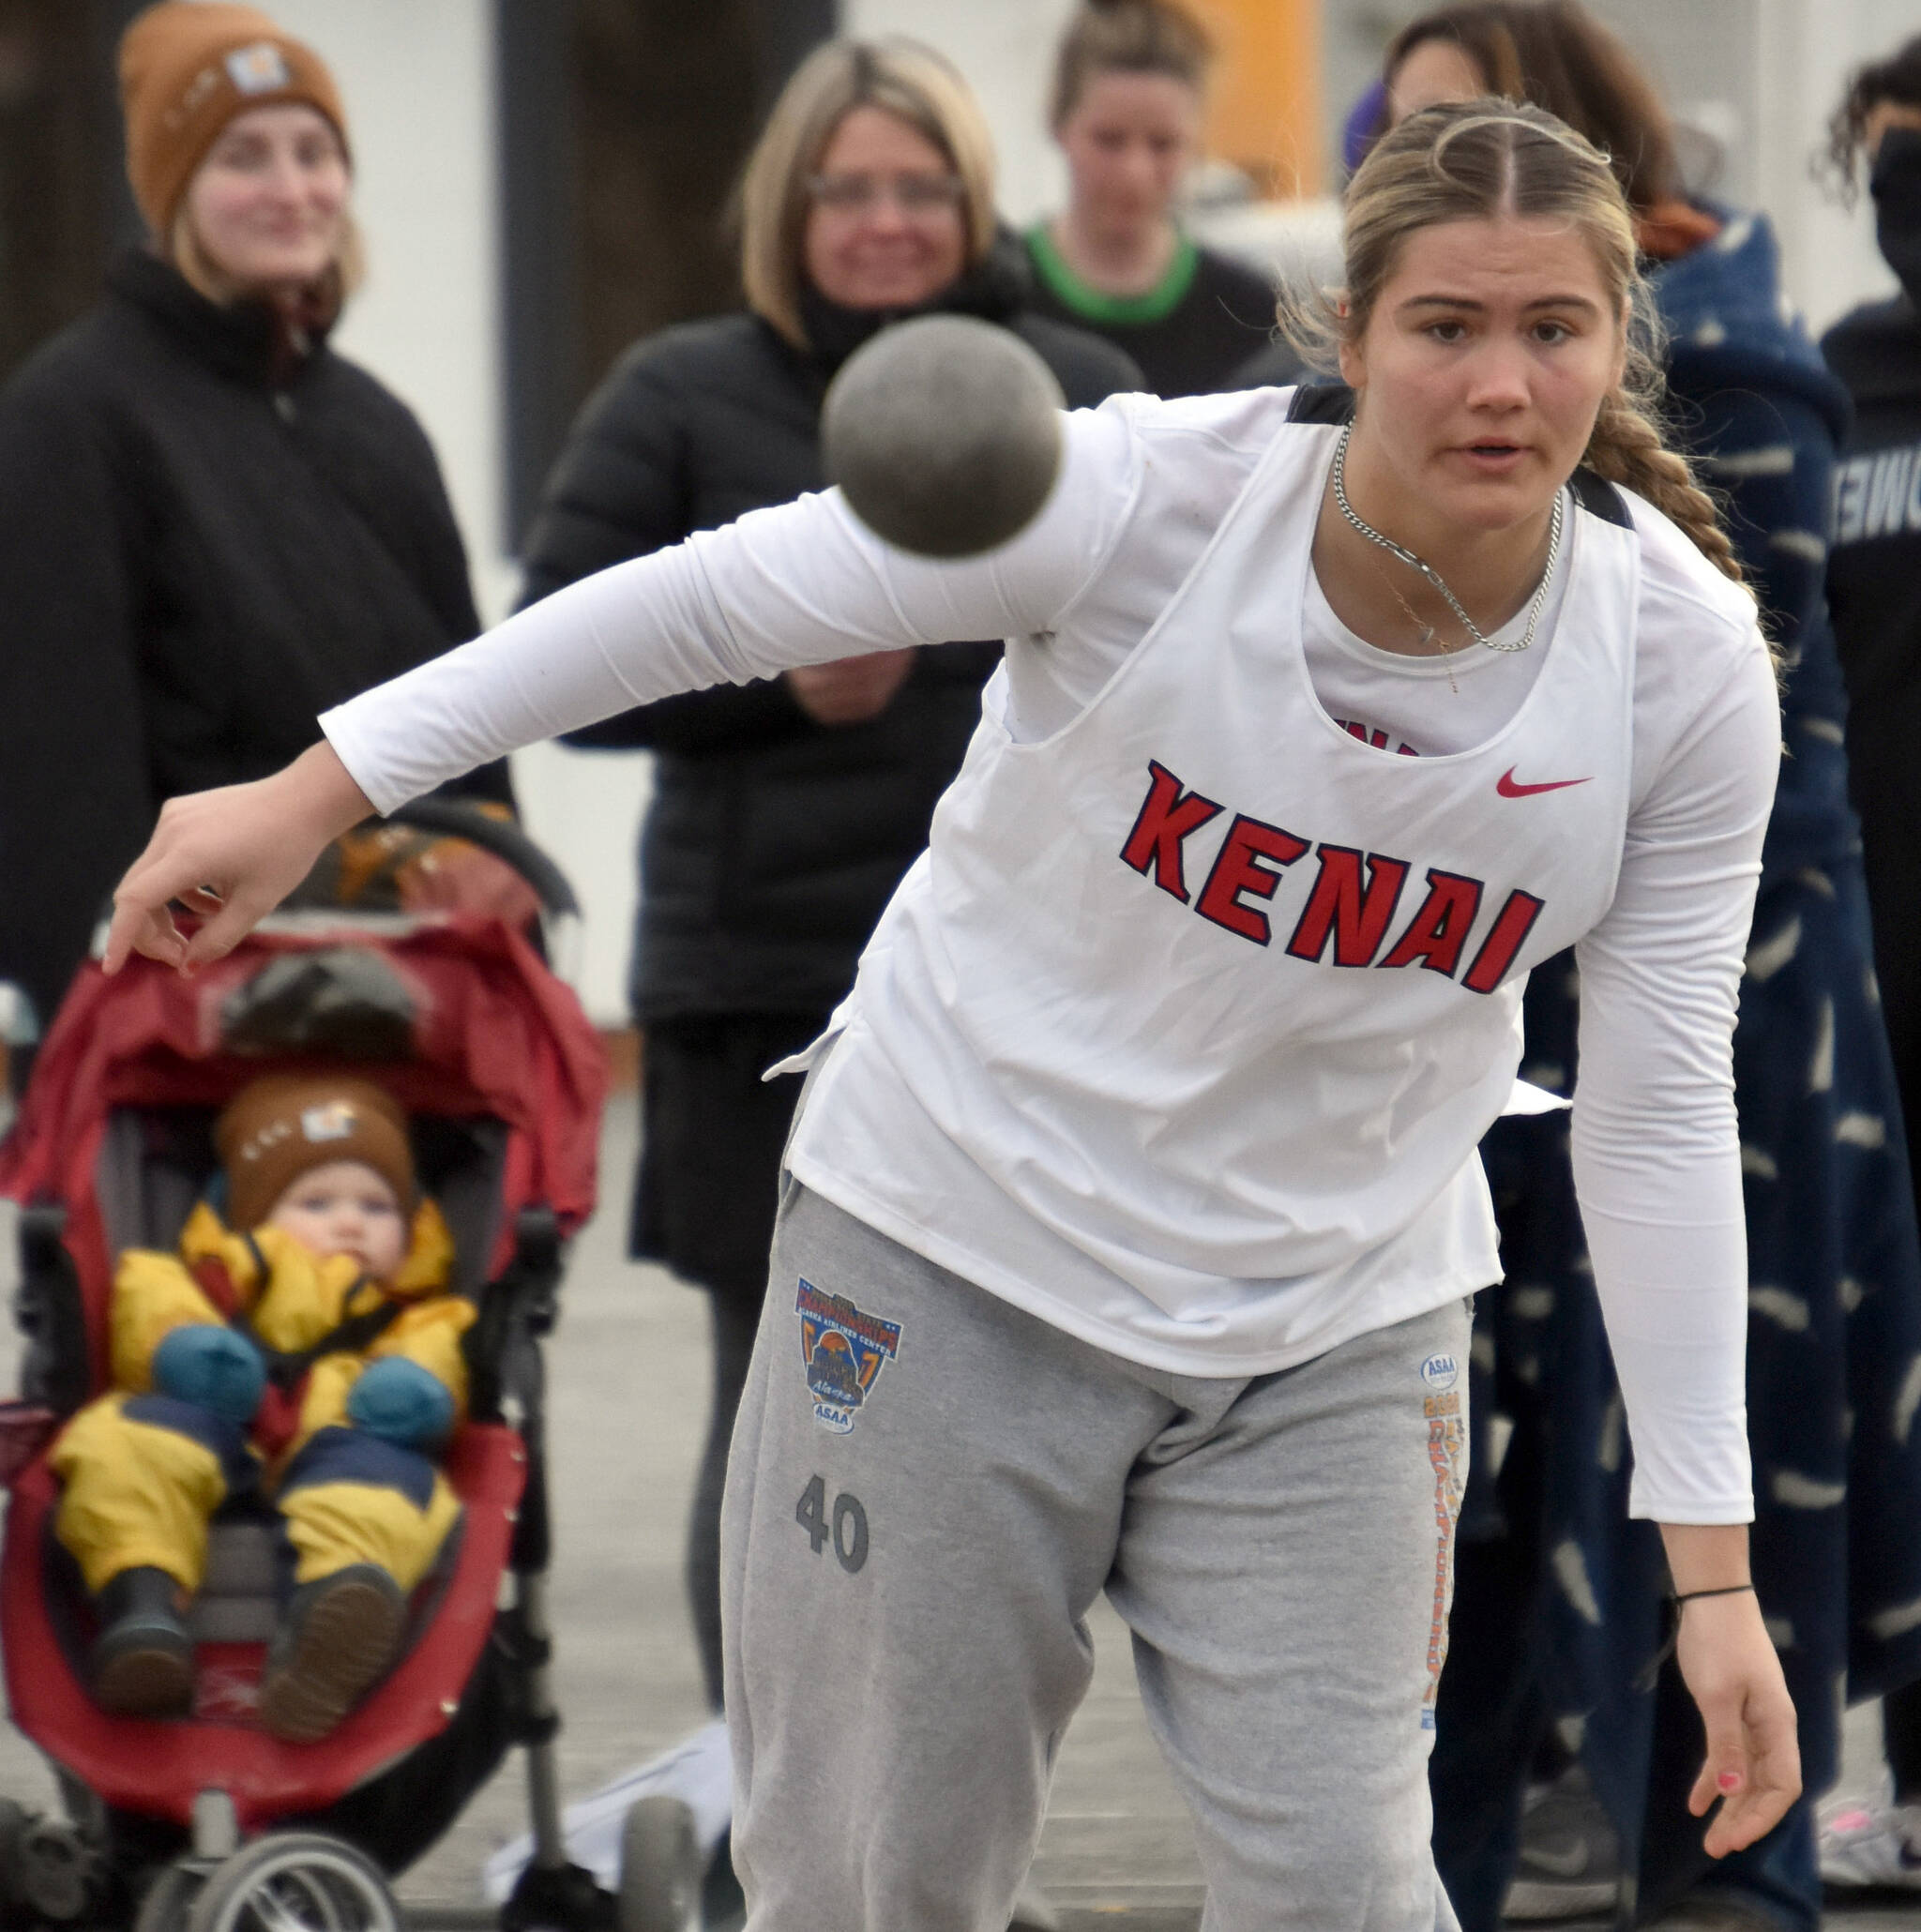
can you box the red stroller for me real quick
[0,809,702,1931]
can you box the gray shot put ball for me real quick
[821,314,1066,557]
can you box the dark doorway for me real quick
[0,0,142,386]
[495,0,836,549]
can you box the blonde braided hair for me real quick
[1277,100,1745,586]
[1583,390,1741,581]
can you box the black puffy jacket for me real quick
[519,256,1140,1023]
[0,250,511,1034]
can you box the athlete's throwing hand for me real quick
[1674,1581,1801,1856]
[104,742,375,975]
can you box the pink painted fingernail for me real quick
[1718,1772,1742,1792]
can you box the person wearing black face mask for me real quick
[1819,33,1921,1896]
[1868,124,1921,304]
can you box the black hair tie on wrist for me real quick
[1635,1584,1758,1691]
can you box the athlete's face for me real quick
[1338,216,1626,537]
[265,1160,408,1279]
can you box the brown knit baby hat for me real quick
[215,1075,415,1234]
[118,2,350,237]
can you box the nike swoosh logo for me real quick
[1498,768,1593,798]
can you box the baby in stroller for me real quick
[0,852,708,1927]
[51,1072,468,1741]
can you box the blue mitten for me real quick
[347,1357,455,1451]
[151,1324,265,1427]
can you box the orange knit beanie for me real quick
[118,3,349,237]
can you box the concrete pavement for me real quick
[0,1091,1917,1925]
[388,1094,1921,1928]
[394,1092,1222,1922]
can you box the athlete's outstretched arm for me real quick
[1570,600,1795,1857]
[105,403,1142,973]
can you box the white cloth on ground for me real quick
[481,1718,732,1902]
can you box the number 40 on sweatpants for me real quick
[796,1475,870,1574]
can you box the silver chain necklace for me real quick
[1330,423,1563,656]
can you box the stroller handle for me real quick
[383,797,585,988]
[381,798,582,921]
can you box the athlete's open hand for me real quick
[104,742,376,976]
[1674,1586,1801,1857]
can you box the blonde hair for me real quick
[738,38,997,350]
[1283,98,1741,582]
[1049,0,1214,128]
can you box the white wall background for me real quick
[843,0,1081,223]
[267,0,650,1026]
[1747,0,1909,332]
[871,0,1911,331]
[1323,0,1907,333]
[255,0,1914,1022]
[268,0,502,596]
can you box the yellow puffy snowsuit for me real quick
[51,1200,473,1598]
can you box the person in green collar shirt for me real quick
[1024,0,1279,397]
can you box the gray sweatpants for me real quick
[721,1181,1471,1932]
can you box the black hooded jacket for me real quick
[0,250,511,1035]
[1823,293,1921,720]
[1823,289,1921,1104]
[518,245,1141,1024]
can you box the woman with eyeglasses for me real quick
[511,36,1135,1770]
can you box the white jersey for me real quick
[787,410,1634,1378]
[320,385,1778,1519]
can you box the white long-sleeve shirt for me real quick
[325,387,1777,1520]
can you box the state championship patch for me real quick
[796,1278,900,1435]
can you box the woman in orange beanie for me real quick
[0,2,528,1064]
[115,0,355,306]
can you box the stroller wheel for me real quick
[0,1797,28,1907]
[183,1832,399,1932]
[617,1795,702,1932]
[13,1816,105,1923]
[132,1860,202,1931]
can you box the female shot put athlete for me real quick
[106,103,1797,1930]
